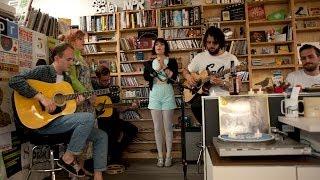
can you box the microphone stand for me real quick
[152,71,188,179]
[178,82,188,180]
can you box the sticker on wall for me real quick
[0,51,19,65]
[0,81,15,134]
[0,35,18,54]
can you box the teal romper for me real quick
[148,58,177,110]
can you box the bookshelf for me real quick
[78,0,319,159]
[202,1,249,91]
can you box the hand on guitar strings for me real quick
[209,76,224,86]
[184,74,198,88]
[75,95,85,105]
[89,94,97,105]
[35,93,57,113]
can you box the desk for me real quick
[205,145,320,180]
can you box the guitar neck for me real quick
[65,88,110,100]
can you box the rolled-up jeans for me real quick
[37,112,108,171]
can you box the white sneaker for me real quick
[165,157,172,167]
[157,158,164,167]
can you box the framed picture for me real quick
[250,31,266,43]
[275,45,290,54]
[218,95,270,135]
[221,10,231,21]
[248,4,266,21]
[308,7,320,16]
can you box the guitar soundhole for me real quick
[49,106,64,115]
[54,93,66,106]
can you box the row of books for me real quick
[120,63,135,73]
[227,40,247,55]
[120,37,138,51]
[79,14,116,32]
[162,28,202,39]
[25,8,59,38]
[84,44,98,54]
[121,77,139,86]
[167,39,202,50]
[237,71,249,82]
[120,10,156,29]
[160,6,201,28]
[123,88,150,98]
[120,110,141,120]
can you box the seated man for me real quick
[286,44,320,88]
[92,65,138,165]
[9,42,108,180]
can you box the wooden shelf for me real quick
[295,15,320,20]
[249,19,291,26]
[87,30,116,35]
[120,60,149,64]
[251,53,294,57]
[83,51,116,56]
[226,38,247,41]
[120,48,152,53]
[296,27,320,32]
[251,64,295,70]
[250,41,293,46]
[165,36,202,40]
[120,27,157,32]
[203,2,244,9]
[278,116,320,132]
[213,20,246,25]
[171,48,202,52]
[161,25,202,30]
[158,5,196,10]
[247,0,289,5]
[84,40,117,45]
[121,72,143,76]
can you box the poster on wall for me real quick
[2,132,22,178]
[32,31,48,67]
[0,153,8,180]
[18,27,33,71]
[0,35,19,54]
[0,133,12,152]
[0,81,15,135]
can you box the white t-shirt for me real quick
[187,51,239,95]
[56,75,64,83]
[286,70,320,88]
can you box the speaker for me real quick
[185,127,201,162]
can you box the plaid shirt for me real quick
[9,65,72,98]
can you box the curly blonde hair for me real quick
[60,29,85,44]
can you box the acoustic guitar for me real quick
[94,95,135,118]
[14,79,114,129]
[183,64,246,103]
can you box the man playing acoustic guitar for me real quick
[92,65,138,167]
[9,42,108,180]
[182,26,240,124]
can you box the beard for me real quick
[303,63,318,72]
[208,48,220,56]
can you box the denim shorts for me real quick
[148,83,177,110]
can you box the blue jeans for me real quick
[37,112,108,171]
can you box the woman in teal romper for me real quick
[143,38,178,167]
